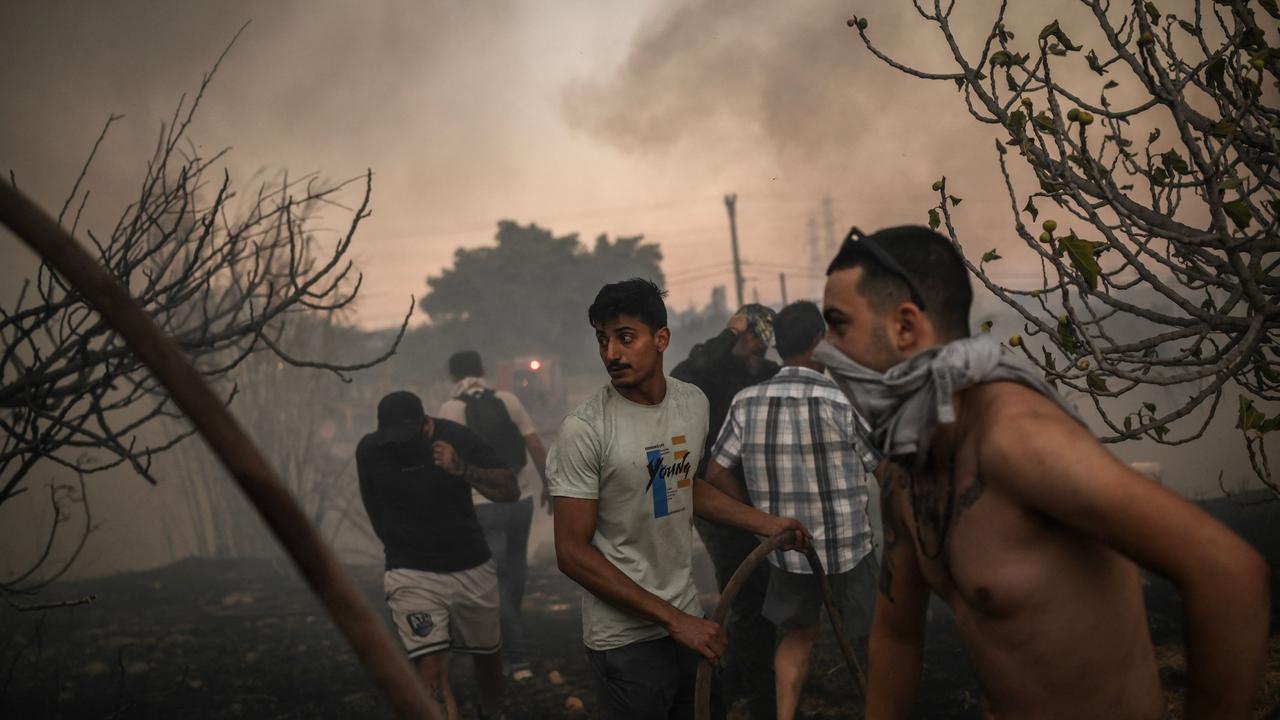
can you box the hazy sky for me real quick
[7,1,1265,581]
[1,0,1093,329]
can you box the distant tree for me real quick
[0,52,408,599]
[849,0,1279,491]
[419,220,664,371]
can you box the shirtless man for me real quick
[817,226,1268,719]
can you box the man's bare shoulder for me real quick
[961,381,1097,487]
[965,380,1081,435]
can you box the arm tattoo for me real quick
[956,456,986,513]
[878,462,908,602]
[464,464,517,501]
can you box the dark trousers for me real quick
[475,496,534,663]
[586,636,724,720]
[695,517,776,718]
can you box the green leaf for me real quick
[1261,362,1280,384]
[1023,198,1039,221]
[990,50,1014,67]
[1240,26,1266,51]
[1210,118,1235,137]
[1144,1,1160,22]
[1260,0,1280,19]
[1148,128,1161,143]
[1143,401,1157,413]
[928,208,941,230]
[1056,316,1080,354]
[982,249,1003,263]
[1124,415,1133,431]
[1006,109,1028,135]
[1087,371,1109,393]
[949,195,963,206]
[1033,112,1059,134]
[1120,183,1134,191]
[1178,19,1197,34]
[1038,19,1082,51]
[1205,55,1226,91]
[1237,395,1266,432]
[1104,79,1120,89]
[1223,200,1253,229]
[1160,149,1190,175]
[1219,176,1243,191]
[1058,233,1103,289]
[995,138,1007,155]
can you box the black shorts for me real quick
[585,636,724,720]
[762,553,879,637]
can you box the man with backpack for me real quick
[438,350,550,678]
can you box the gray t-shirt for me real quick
[546,377,709,651]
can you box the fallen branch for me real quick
[3,593,97,612]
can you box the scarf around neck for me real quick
[812,334,1083,468]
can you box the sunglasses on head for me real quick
[842,226,928,311]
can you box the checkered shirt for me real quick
[711,366,879,574]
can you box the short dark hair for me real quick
[826,226,972,338]
[774,301,825,357]
[448,350,484,378]
[588,278,668,332]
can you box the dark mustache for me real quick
[606,362,632,372]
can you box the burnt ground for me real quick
[2,492,1279,719]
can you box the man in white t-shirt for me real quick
[438,350,549,677]
[548,278,811,720]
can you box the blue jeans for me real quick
[474,496,534,663]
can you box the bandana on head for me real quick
[737,303,776,348]
[812,334,1085,469]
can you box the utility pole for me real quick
[779,273,788,306]
[724,194,744,309]
[821,195,837,259]
[807,214,820,268]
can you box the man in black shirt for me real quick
[671,305,780,718]
[356,390,518,720]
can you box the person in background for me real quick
[356,390,519,720]
[549,278,809,720]
[438,350,549,679]
[671,303,780,717]
[706,301,879,720]
[817,226,1268,719]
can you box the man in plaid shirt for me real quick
[705,300,880,720]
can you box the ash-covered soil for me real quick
[3,492,1277,719]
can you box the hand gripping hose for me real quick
[695,529,867,720]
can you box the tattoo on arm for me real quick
[878,462,907,602]
[465,465,517,501]
[956,457,986,514]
